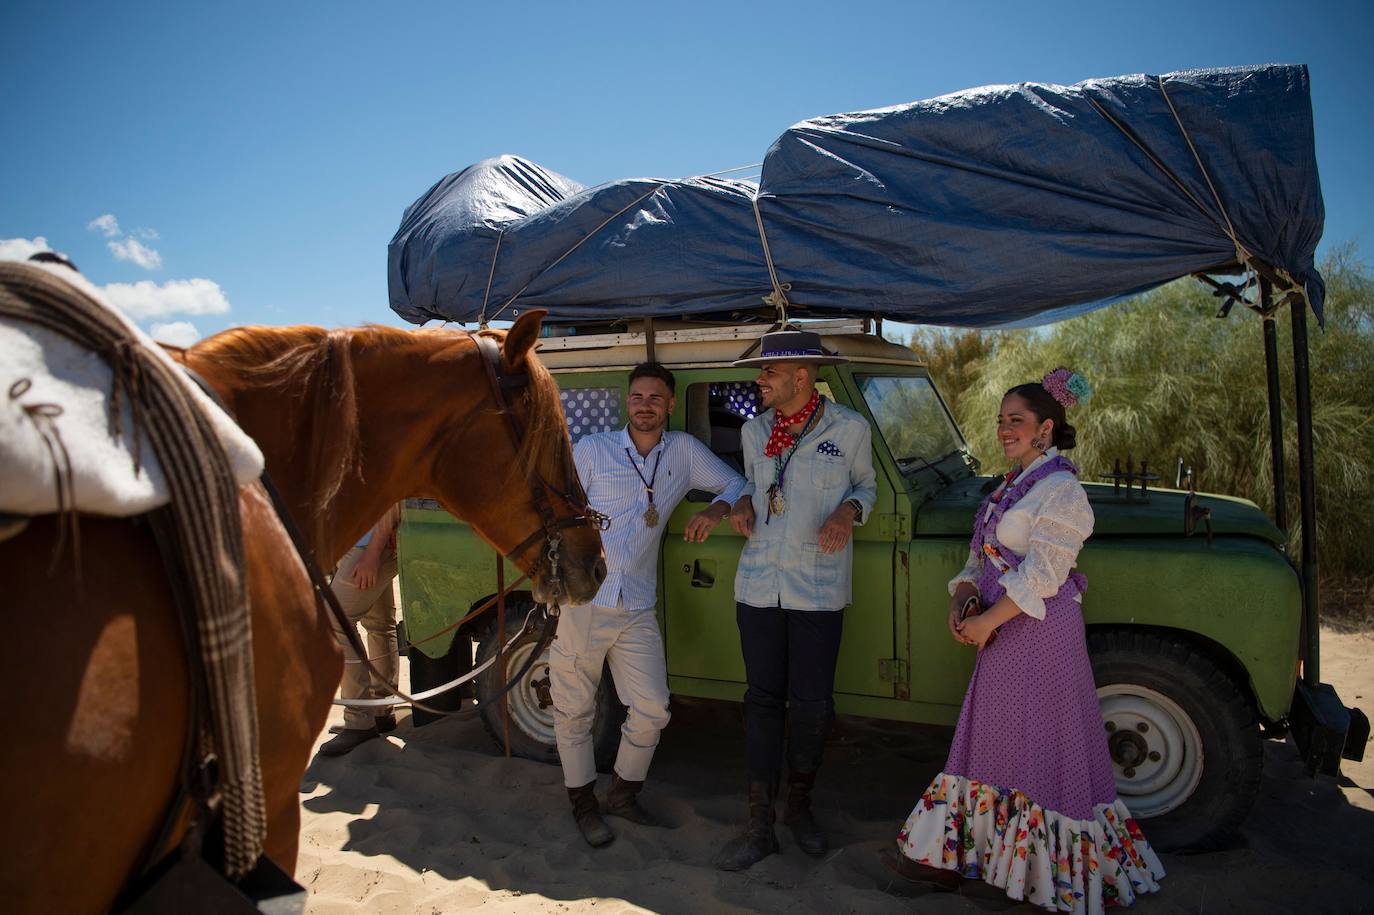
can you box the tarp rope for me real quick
[1088,76,1306,315]
[750,191,792,321]
[477,228,506,328]
[0,261,265,877]
[486,184,667,322]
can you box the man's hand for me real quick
[730,495,755,538]
[352,550,382,590]
[685,502,730,543]
[817,502,859,554]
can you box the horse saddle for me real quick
[0,260,264,521]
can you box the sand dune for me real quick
[299,628,1374,914]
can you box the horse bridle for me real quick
[472,334,608,611]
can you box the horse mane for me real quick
[474,326,570,483]
[192,325,367,547]
[192,324,568,540]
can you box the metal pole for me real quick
[497,555,511,757]
[1290,300,1320,686]
[1261,279,1288,536]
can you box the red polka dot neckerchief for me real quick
[763,388,822,458]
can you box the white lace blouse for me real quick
[947,447,1095,620]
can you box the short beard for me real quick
[630,415,665,434]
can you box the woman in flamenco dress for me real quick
[888,369,1165,914]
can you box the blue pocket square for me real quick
[816,440,844,457]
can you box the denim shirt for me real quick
[733,399,877,611]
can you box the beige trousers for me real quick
[329,545,399,730]
[549,601,671,788]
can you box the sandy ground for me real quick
[297,628,1374,914]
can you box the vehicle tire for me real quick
[407,629,474,727]
[1089,629,1262,852]
[475,602,626,771]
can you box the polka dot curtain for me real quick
[561,387,622,444]
[711,381,760,420]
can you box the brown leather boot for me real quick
[713,780,779,871]
[567,781,614,848]
[783,770,827,856]
[878,845,961,890]
[604,774,661,826]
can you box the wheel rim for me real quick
[1097,683,1204,817]
[500,639,557,745]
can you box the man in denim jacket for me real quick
[714,330,876,871]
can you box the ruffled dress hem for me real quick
[897,772,1165,914]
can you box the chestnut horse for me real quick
[2,309,603,914]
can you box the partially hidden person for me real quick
[553,362,746,847]
[886,369,1165,913]
[714,329,876,871]
[318,502,402,757]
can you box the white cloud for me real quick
[0,236,53,261]
[88,214,121,237]
[107,237,163,270]
[135,227,160,240]
[102,278,230,319]
[149,320,200,347]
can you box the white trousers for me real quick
[549,601,671,788]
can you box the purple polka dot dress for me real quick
[897,456,1164,913]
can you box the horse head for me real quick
[427,310,607,606]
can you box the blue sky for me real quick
[2,0,1370,345]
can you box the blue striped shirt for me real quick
[574,427,747,610]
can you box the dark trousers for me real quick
[736,601,845,782]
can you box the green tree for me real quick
[909,248,1374,615]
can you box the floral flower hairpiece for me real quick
[1041,367,1092,408]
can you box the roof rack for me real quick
[536,317,871,352]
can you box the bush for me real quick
[907,248,1374,603]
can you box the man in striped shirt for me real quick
[554,362,746,848]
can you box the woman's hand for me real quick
[955,612,997,650]
[947,583,978,644]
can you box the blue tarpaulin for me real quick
[389,64,1324,329]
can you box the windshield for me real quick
[857,375,966,472]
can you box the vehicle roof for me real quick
[532,319,924,371]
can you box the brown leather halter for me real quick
[472,333,608,609]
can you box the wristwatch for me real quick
[844,498,864,520]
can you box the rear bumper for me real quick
[1290,680,1369,775]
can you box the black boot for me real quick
[567,782,614,848]
[605,774,661,826]
[783,770,828,856]
[713,780,780,871]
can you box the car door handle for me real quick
[686,559,716,588]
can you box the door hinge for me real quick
[877,513,908,539]
[878,658,907,682]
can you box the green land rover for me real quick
[396,318,1359,851]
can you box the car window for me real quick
[857,375,965,469]
[685,380,835,473]
[561,387,621,444]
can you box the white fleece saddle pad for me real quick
[0,262,264,517]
